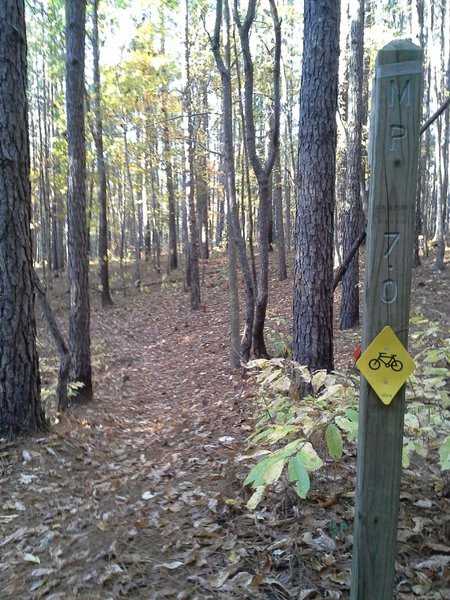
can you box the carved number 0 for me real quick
[381,279,398,304]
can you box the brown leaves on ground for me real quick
[1,253,449,599]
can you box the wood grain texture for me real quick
[351,40,423,600]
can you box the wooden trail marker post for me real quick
[351,40,423,599]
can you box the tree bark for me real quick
[162,104,178,271]
[293,0,340,372]
[234,0,281,358]
[65,0,93,402]
[273,151,287,280]
[184,0,201,309]
[92,0,113,308]
[339,0,365,329]
[0,0,47,436]
[211,0,255,361]
[33,271,70,411]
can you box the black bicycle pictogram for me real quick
[368,352,403,372]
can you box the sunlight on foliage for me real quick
[241,359,358,508]
[243,317,450,509]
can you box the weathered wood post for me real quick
[351,40,423,599]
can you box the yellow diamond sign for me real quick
[356,326,416,405]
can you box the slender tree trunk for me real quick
[92,0,113,308]
[432,1,449,271]
[0,0,46,436]
[293,0,340,372]
[123,124,141,284]
[212,0,255,361]
[234,31,257,289]
[197,83,210,260]
[184,0,201,309]
[339,0,365,329]
[162,105,178,270]
[273,151,287,280]
[234,0,281,358]
[65,0,93,402]
[226,192,241,369]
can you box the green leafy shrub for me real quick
[241,359,359,509]
[242,319,450,508]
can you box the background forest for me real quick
[0,0,449,598]
[22,0,449,386]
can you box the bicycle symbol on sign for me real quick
[368,352,403,372]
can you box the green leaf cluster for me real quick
[241,359,359,509]
[242,319,450,509]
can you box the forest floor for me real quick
[1,250,450,600]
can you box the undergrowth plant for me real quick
[241,358,359,509]
[242,315,450,509]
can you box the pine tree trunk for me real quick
[0,0,47,436]
[65,0,93,402]
[162,107,178,270]
[92,0,113,308]
[184,0,200,309]
[339,1,365,330]
[293,0,340,372]
[273,151,287,281]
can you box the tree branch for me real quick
[420,96,450,134]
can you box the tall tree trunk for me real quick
[234,0,281,358]
[92,0,113,308]
[273,151,287,280]
[123,124,141,284]
[293,0,340,372]
[162,105,178,270]
[0,0,46,436]
[234,32,257,289]
[226,192,241,369]
[432,0,449,271]
[184,0,201,309]
[212,0,255,361]
[65,0,93,402]
[339,0,365,329]
[197,83,210,260]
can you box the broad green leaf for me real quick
[440,391,450,408]
[439,436,450,471]
[413,439,428,458]
[335,416,358,442]
[325,424,343,461]
[288,455,310,499]
[266,424,299,444]
[402,441,414,468]
[423,350,443,363]
[297,442,324,472]
[410,316,427,324]
[237,449,271,461]
[244,457,271,487]
[246,427,273,446]
[345,408,359,422]
[404,413,420,429]
[243,455,285,488]
[246,485,267,509]
[261,456,286,484]
[424,367,449,377]
[274,438,303,459]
